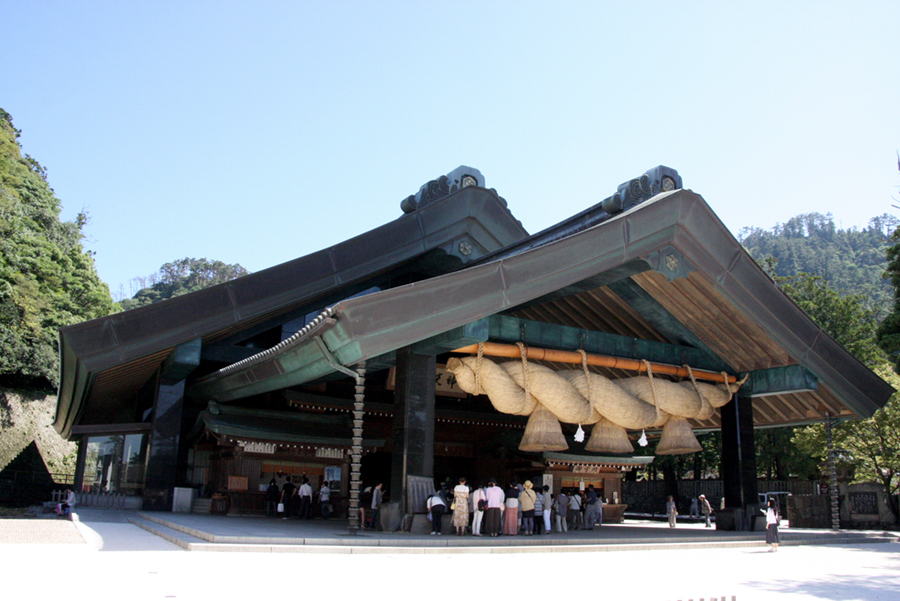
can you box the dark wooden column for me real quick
[143,339,201,511]
[391,347,436,513]
[143,380,186,511]
[721,392,758,529]
[72,437,87,492]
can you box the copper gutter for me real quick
[451,341,737,384]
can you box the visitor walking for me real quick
[700,494,713,528]
[666,495,678,528]
[370,482,383,529]
[763,499,780,552]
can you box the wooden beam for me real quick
[452,341,738,384]
[741,365,818,397]
[488,314,730,373]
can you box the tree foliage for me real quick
[876,217,900,369]
[739,212,897,320]
[0,109,116,390]
[120,257,249,310]
[776,271,900,517]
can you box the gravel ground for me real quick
[0,518,85,544]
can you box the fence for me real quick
[623,480,818,512]
[50,489,143,510]
[0,470,75,505]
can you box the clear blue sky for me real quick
[4,1,899,299]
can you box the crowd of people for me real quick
[425,478,607,536]
[266,476,335,520]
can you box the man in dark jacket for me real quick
[265,479,280,518]
[281,478,296,519]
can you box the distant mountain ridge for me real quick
[738,212,897,321]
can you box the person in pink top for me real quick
[484,479,505,537]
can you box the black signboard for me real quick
[849,492,878,515]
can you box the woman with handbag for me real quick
[452,477,470,536]
[519,481,537,535]
[471,483,487,536]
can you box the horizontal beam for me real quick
[488,315,729,372]
[741,365,818,397]
[71,422,152,436]
[452,341,737,384]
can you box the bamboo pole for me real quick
[451,341,737,384]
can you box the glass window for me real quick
[84,434,147,494]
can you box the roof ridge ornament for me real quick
[400,165,486,213]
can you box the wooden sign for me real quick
[386,365,469,398]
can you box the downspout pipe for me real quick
[314,336,361,385]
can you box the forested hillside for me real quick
[120,257,249,310]
[0,109,116,391]
[738,213,897,320]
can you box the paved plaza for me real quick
[0,509,897,601]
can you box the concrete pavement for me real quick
[1,510,899,601]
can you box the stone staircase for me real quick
[191,498,212,514]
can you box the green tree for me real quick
[120,257,249,310]
[0,109,116,390]
[780,273,900,519]
[739,213,897,321]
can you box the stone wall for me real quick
[786,494,830,528]
[840,482,898,528]
[0,388,76,476]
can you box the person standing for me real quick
[503,481,520,535]
[699,494,713,528]
[471,483,486,536]
[280,478,295,520]
[541,485,553,534]
[265,479,280,518]
[532,483,544,535]
[484,479,505,537]
[584,485,599,530]
[666,495,678,528]
[763,499,780,552]
[569,488,582,530]
[319,481,331,519]
[427,490,447,535]
[690,496,700,518]
[520,480,537,536]
[452,478,470,536]
[370,482,383,530]
[297,477,313,519]
[555,490,568,533]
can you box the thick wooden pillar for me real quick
[73,437,87,492]
[391,347,436,514]
[143,339,201,511]
[721,392,758,528]
[143,380,186,511]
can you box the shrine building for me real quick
[54,166,893,530]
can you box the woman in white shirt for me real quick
[763,499,780,552]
